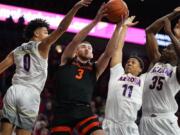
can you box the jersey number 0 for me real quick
[23,54,31,72]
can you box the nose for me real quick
[127,62,132,67]
[85,47,89,51]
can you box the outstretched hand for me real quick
[94,3,108,22]
[123,16,139,27]
[174,6,180,14]
[164,18,172,35]
[75,0,93,8]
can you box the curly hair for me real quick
[24,18,49,40]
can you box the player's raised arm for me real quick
[0,52,14,74]
[164,18,180,84]
[145,6,180,64]
[164,18,180,58]
[145,26,161,64]
[38,0,93,59]
[110,16,138,68]
[95,21,122,79]
[95,15,137,79]
[61,3,107,65]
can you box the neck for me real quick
[76,56,89,64]
[159,59,177,66]
[31,37,41,42]
[125,71,138,76]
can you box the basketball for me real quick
[106,0,129,23]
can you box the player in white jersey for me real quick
[139,7,180,135]
[0,0,93,135]
[102,16,145,135]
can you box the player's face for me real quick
[161,45,177,63]
[173,19,180,39]
[125,58,142,76]
[76,43,93,61]
[34,27,49,41]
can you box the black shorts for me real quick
[50,103,102,135]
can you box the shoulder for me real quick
[110,63,124,72]
[60,57,75,66]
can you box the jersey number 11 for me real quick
[122,84,133,98]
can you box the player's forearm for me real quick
[0,53,14,74]
[146,11,178,34]
[168,32,180,58]
[104,23,123,57]
[38,3,83,58]
[72,20,97,43]
[0,64,8,74]
[145,32,161,63]
[60,20,97,62]
[57,4,81,32]
[116,25,128,51]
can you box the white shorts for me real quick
[1,84,40,131]
[139,114,180,135]
[102,119,139,135]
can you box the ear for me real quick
[74,49,78,57]
[34,29,39,37]
[138,67,142,74]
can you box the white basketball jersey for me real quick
[105,63,145,122]
[12,41,48,93]
[142,62,180,115]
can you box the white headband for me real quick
[78,42,92,47]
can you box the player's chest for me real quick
[109,78,143,99]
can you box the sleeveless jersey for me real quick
[12,41,48,93]
[54,58,97,105]
[105,63,145,122]
[142,62,180,115]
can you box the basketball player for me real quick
[102,16,145,135]
[50,3,125,135]
[139,7,180,135]
[0,0,93,135]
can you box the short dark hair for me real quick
[128,55,144,70]
[24,18,49,40]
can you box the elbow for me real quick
[58,26,66,33]
[145,24,158,34]
[145,27,152,34]
[104,51,113,58]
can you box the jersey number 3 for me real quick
[23,54,31,72]
[75,68,84,80]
